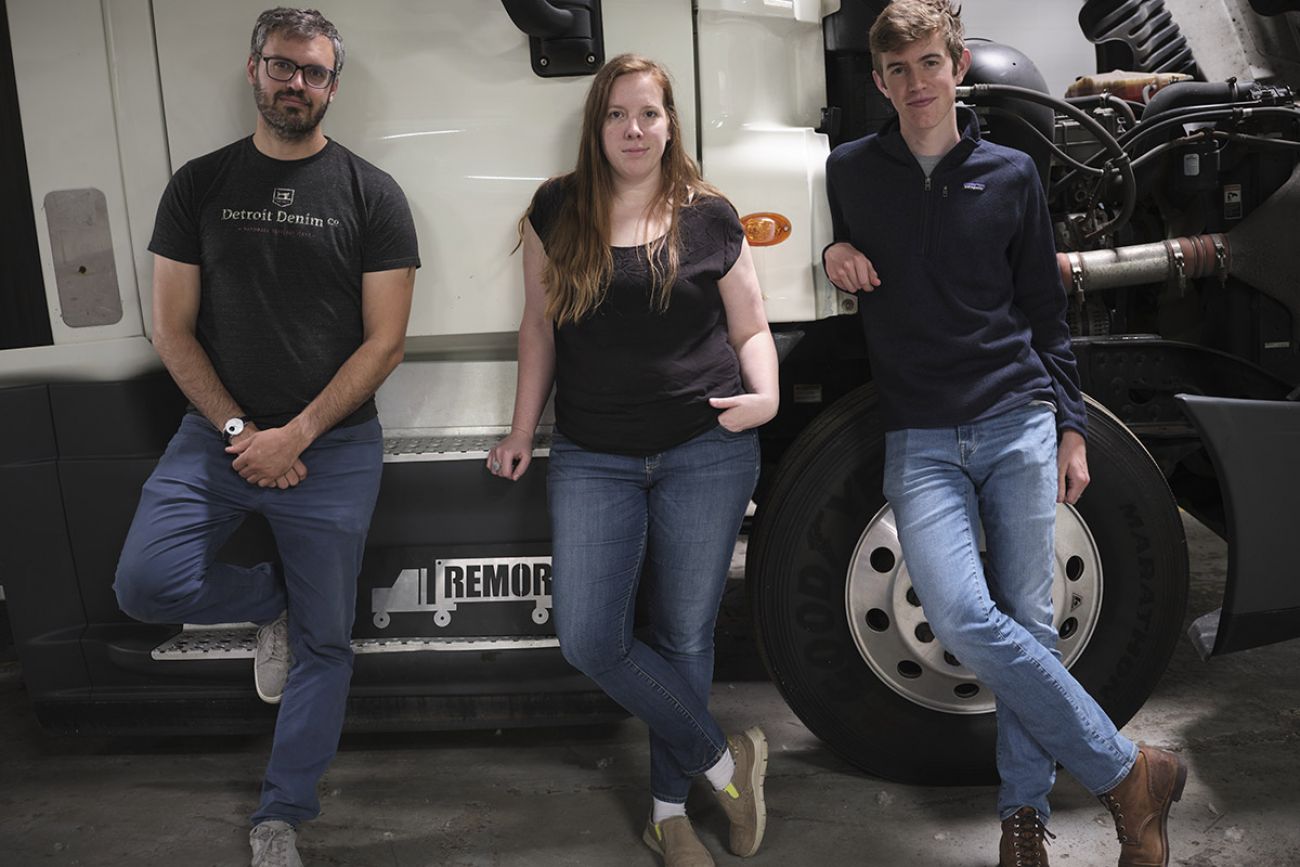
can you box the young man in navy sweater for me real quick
[823,2,1184,865]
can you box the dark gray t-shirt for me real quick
[149,137,420,428]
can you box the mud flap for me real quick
[1177,394,1300,656]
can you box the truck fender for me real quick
[1177,394,1300,657]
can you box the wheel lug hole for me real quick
[954,683,980,699]
[897,660,922,679]
[869,546,896,573]
[905,588,921,607]
[914,622,934,643]
[1066,555,1085,581]
[943,651,962,667]
[1059,617,1078,640]
[866,608,891,632]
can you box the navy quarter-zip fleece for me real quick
[826,108,1086,437]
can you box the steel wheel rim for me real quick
[844,503,1103,714]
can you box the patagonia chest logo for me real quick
[272,187,295,208]
[963,182,986,192]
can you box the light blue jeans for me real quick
[114,413,383,826]
[882,403,1136,822]
[548,425,760,803]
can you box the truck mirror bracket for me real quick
[501,0,604,78]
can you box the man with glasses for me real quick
[113,8,419,866]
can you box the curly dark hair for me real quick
[250,8,344,73]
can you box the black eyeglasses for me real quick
[257,54,337,90]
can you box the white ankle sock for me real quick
[704,746,736,791]
[652,797,687,825]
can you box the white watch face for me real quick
[224,417,245,437]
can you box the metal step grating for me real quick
[383,432,553,463]
[153,626,256,658]
[151,625,559,660]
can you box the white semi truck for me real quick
[2,0,1298,785]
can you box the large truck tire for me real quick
[748,385,1189,785]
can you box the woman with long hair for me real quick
[487,54,779,866]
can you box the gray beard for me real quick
[254,82,329,142]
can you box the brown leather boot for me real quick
[999,806,1053,867]
[1099,745,1187,866]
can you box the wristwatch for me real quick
[221,416,249,445]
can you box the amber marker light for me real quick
[740,212,792,247]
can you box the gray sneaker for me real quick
[254,611,291,704]
[250,820,302,867]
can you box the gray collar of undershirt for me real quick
[914,152,943,179]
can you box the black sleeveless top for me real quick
[529,177,745,455]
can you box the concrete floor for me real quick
[1,515,1298,866]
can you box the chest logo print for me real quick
[272,188,295,208]
[963,182,986,192]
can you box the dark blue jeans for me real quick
[548,425,760,803]
[114,413,383,826]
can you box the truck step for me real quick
[383,432,553,463]
[150,625,560,660]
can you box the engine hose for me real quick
[1131,130,1300,173]
[1056,105,1300,189]
[982,106,1106,175]
[958,83,1135,240]
[1119,103,1300,146]
[1066,93,1139,126]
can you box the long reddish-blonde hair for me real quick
[526,54,724,326]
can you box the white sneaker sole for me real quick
[737,726,768,856]
[254,672,284,705]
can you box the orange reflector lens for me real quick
[740,212,792,247]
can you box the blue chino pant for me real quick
[114,412,383,826]
[883,403,1136,821]
[547,425,760,803]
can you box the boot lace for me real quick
[259,616,289,663]
[1100,793,1129,844]
[1007,809,1055,866]
[252,822,296,867]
